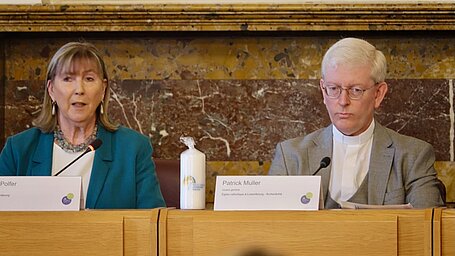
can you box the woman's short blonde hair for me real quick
[33,41,118,133]
[321,37,387,84]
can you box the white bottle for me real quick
[180,137,206,209]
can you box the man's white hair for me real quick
[321,37,387,84]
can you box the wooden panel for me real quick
[397,209,433,256]
[0,4,454,32]
[433,208,442,256]
[434,161,455,204]
[124,211,159,256]
[159,208,170,256]
[161,209,434,256]
[159,210,437,256]
[441,209,455,256]
[0,210,158,256]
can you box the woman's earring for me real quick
[51,101,56,116]
[100,101,104,115]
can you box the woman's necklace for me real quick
[54,124,98,153]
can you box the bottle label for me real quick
[183,175,205,191]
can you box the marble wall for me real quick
[3,35,455,162]
[1,2,454,205]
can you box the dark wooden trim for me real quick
[0,4,454,32]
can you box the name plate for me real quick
[0,176,81,211]
[214,176,321,211]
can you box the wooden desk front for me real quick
[434,208,455,256]
[0,209,159,256]
[159,209,433,256]
[441,209,455,256]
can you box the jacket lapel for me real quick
[309,125,333,203]
[85,125,113,209]
[31,132,54,176]
[368,122,395,205]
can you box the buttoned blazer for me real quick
[269,121,444,208]
[0,125,166,209]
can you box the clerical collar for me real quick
[333,120,375,145]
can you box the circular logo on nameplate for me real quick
[300,192,313,204]
[61,193,74,205]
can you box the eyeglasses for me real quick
[322,83,377,100]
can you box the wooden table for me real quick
[0,209,159,256]
[434,208,455,256]
[159,209,434,256]
[1,208,448,256]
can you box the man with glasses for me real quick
[269,37,444,209]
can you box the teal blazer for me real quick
[0,125,166,209]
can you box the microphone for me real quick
[54,139,103,176]
[313,156,331,176]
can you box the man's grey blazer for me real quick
[269,121,444,208]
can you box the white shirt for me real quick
[329,120,375,204]
[51,144,95,209]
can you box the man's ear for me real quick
[374,81,388,109]
[320,79,327,104]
